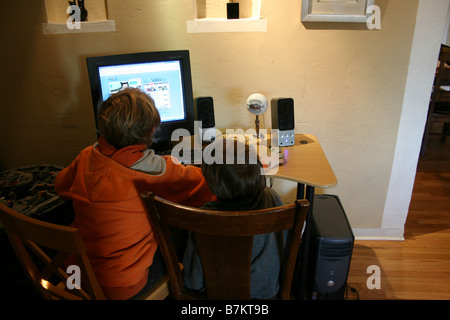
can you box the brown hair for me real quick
[96,87,161,149]
[201,139,266,202]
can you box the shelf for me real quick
[188,0,265,33]
[42,20,116,35]
[43,0,114,34]
[187,18,267,33]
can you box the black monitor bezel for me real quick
[86,50,195,151]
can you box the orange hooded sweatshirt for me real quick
[55,143,215,299]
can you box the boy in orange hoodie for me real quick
[55,88,215,299]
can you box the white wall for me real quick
[365,0,450,240]
[442,3,450,45]
[0,0,444,239]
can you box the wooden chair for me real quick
[421,44,450,156]
[141,192,309,300]
[0,203,169,300]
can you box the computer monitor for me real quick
[86,50,195,152]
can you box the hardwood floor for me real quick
[346,134,450,300]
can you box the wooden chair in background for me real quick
[141,192,309,300]
[421,44,450,156]
[0,203,169,300]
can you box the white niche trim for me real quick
[187,0,267,33]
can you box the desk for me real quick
[266,133,337,197]
[185,132,337,203]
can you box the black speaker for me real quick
[304,195,354,300]
[227,3,239,19]
[195,97,216,141]
[271,98,295,147]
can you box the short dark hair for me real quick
[96,87,161,149]
[201,139,266,202]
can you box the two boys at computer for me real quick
[55,88,285,299]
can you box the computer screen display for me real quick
[97,60,185,123]
[86,50,195,151]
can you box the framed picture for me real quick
[301,0,375,23]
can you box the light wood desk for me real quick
[185,132,337,201]
[260,133,336,211]
[266,133,337,190]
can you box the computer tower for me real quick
[304,194,354,300]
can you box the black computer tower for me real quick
[304,194,354,300]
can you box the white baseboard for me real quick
[352,228,405,241]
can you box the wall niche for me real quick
[187,0,267,33]
[43,0,115,34]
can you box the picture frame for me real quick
[301,0,375,23]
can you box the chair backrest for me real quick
[0,203,105,300]
[141,192,309,300]
[421,44,450,155]
[432,45,450,108]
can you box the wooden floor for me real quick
[346,134,450,300]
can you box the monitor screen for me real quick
[97,60,186,123]
[86,50,195,152]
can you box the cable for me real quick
[345,284,360,300]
